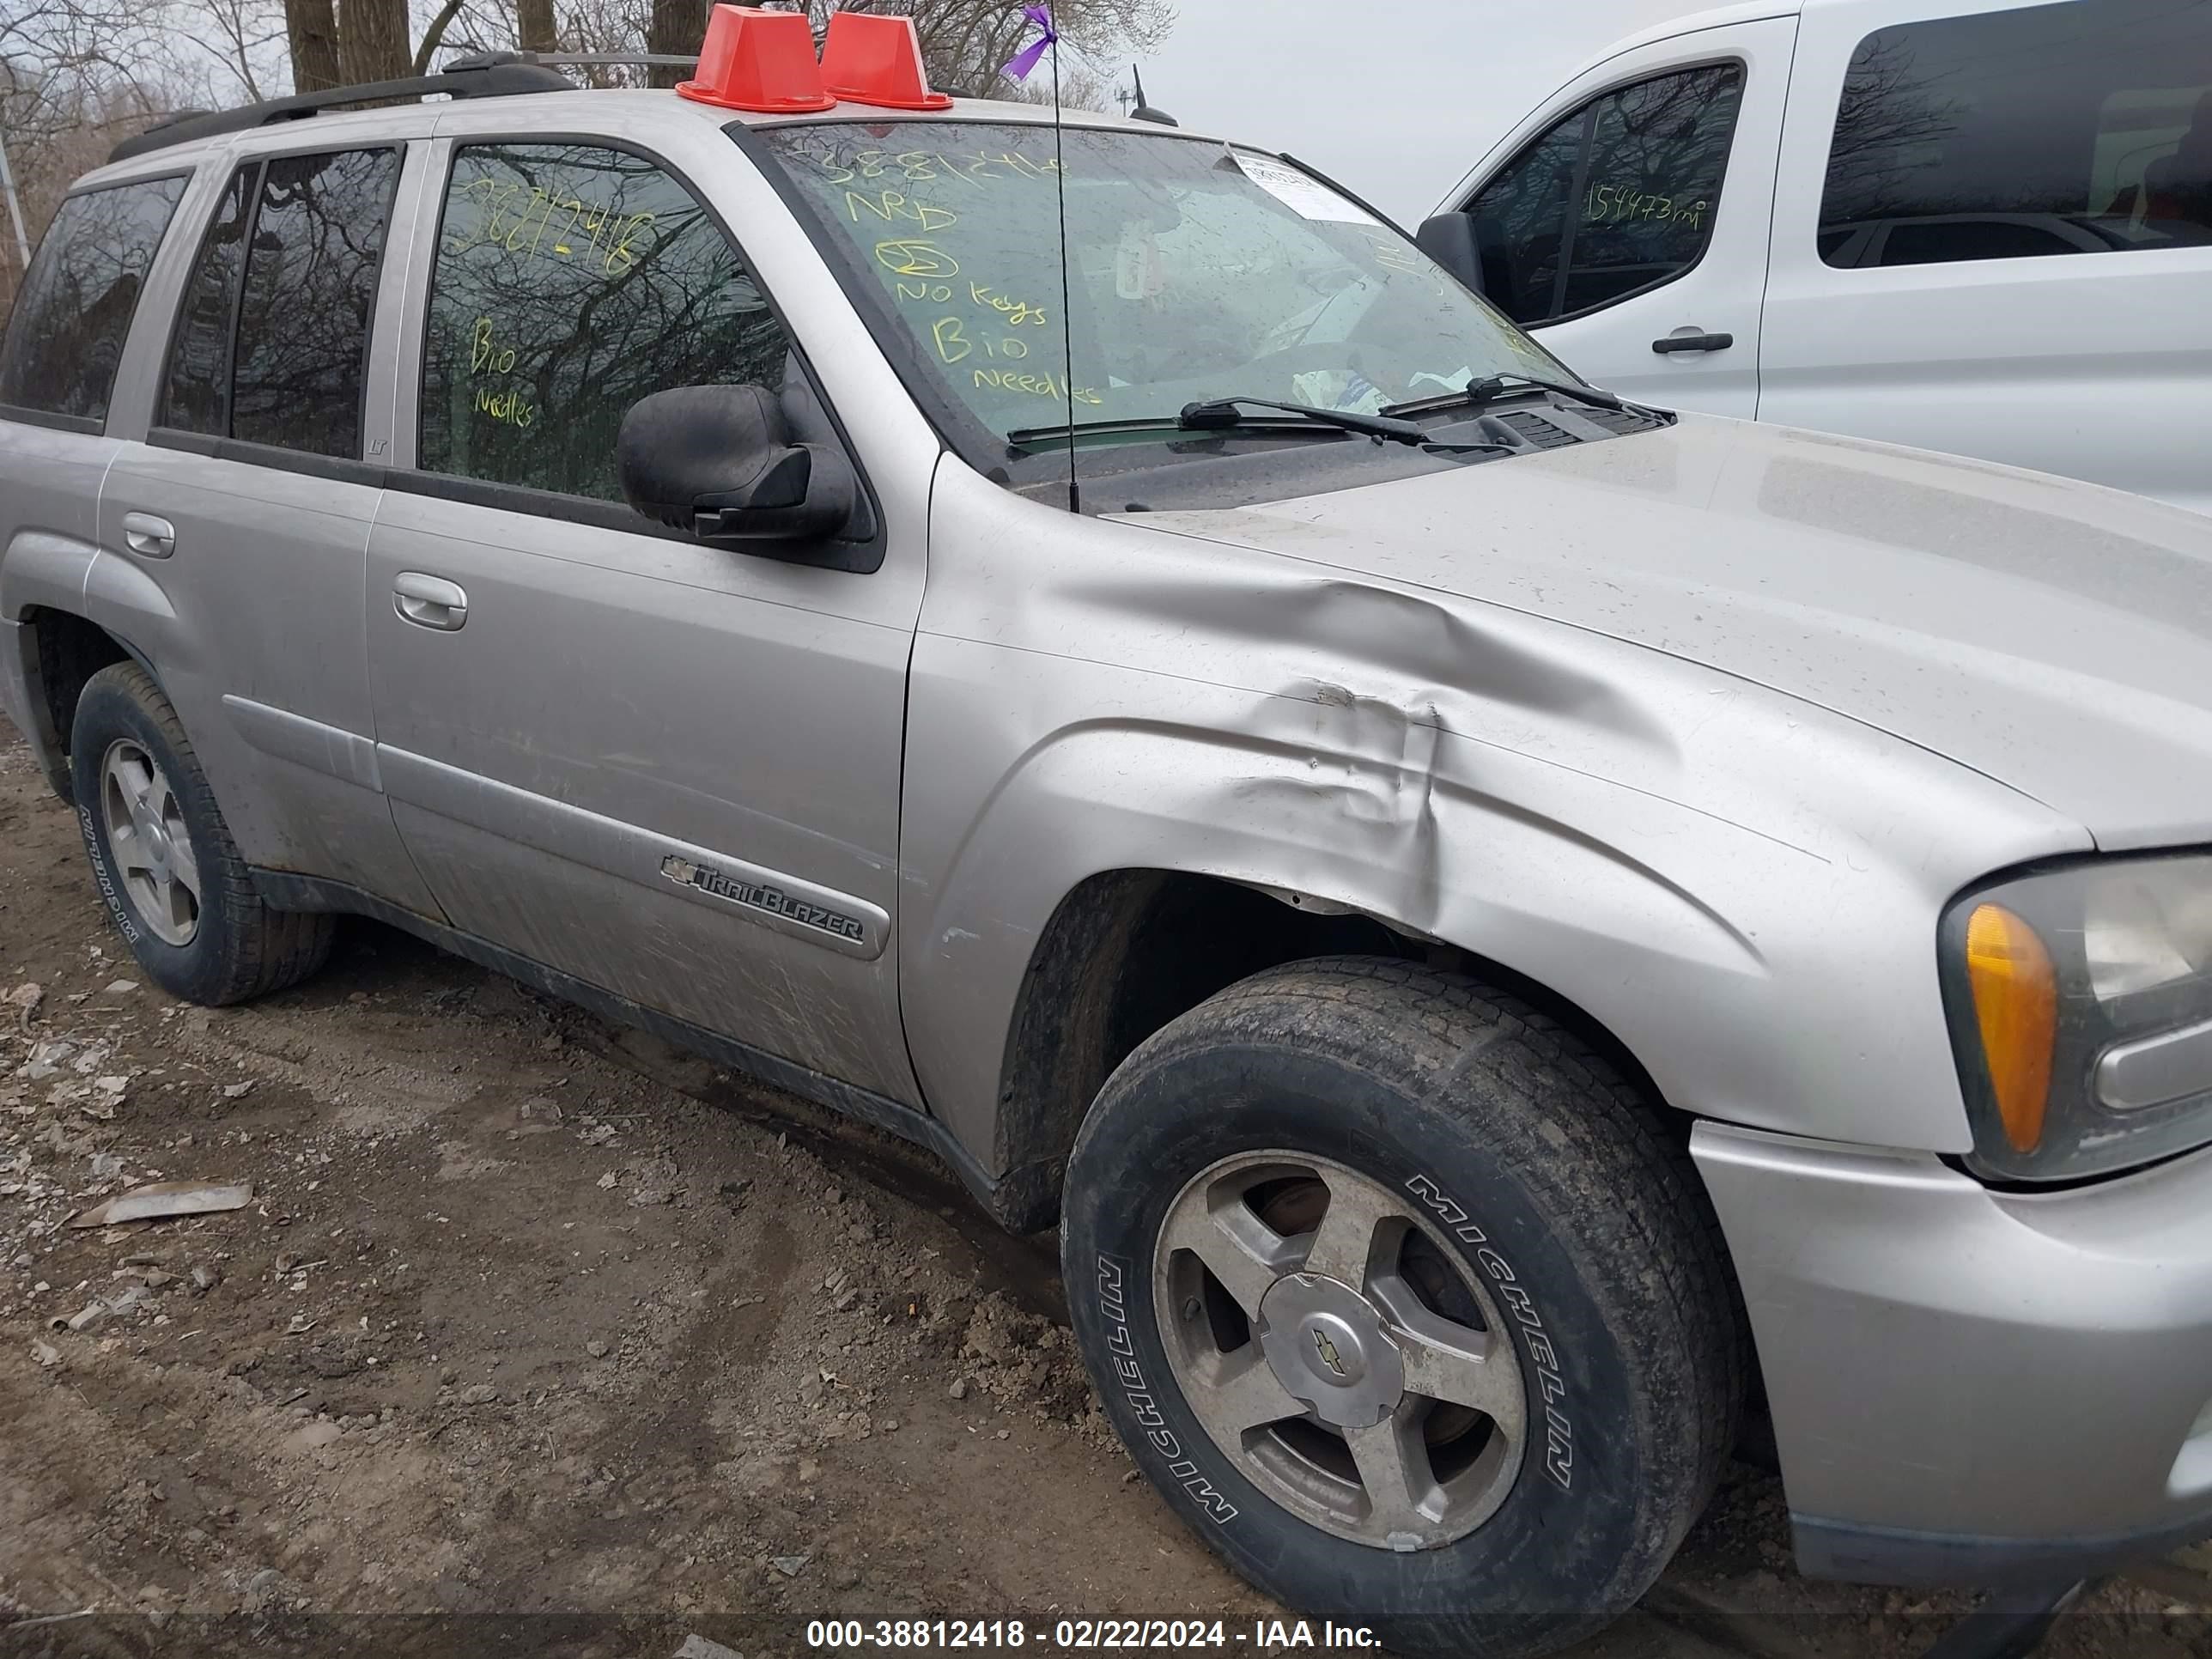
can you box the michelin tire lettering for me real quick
[1406,1172,1574,1492]
[82,805,142,945]
[1097,1253,1240,1524]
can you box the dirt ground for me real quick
[2,720,2209,1659]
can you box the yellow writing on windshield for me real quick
[787,137,1101,423]
[815,150,943,185]
[875,240,961,278]
[932,317,970,362]
[811,149,1062,188]
[846,190,958,233]
[970,283,1049,326]
[973,368,1101,405]
[933,317,1036,364]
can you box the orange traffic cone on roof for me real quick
[677,4,836,113]
[819,10,953,111]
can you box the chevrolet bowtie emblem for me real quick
[1311,1327,1347,1377]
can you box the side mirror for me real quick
[1414,211,1488,298]
[618,383,857,547]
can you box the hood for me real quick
[1127,415,2212,850]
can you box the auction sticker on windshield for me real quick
[1231,150,1382,227]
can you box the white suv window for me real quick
[1820,0,2212,267]
[1463,65,1745,327]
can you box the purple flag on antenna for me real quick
[1002,4,1058,82]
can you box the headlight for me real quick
[1941,853,2212,1181]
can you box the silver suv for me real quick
[5,32,2212,1655]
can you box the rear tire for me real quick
[70,663,333,1006]
[1061,957,1741,1659]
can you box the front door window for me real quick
[1465,65,1746,326]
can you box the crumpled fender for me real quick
[902,460,2085,1173]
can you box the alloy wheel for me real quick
[99,738,202,947]
[1153,1151,1527,1552]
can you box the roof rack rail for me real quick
[106,58,577,165]
[441,50,702,71]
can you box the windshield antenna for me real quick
[1006,5,1081,513]
[1048,21,1080,512]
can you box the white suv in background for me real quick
[1426,0,2212,513]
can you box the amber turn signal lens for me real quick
[1965,902,2057,1152]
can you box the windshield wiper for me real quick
[1005,415,1188,451]
[1382,374,1627,420]
[1177,396,1429,447]
[1007,397,1428,453]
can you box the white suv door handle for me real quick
[121,512,175,559]
[1652,327,1735,355]
[393,571,469,631]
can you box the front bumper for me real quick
[1692,1121,2212,1586]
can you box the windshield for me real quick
[753,121,1571,448]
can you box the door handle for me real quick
[121,512,175,559]
[1652,329,1735,355]
[393,572,469,631]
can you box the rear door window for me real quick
[416,142,796,504]
[159,166,252,436]
[1466,65,1746,325]
[156,147,402,458]
[0,174,188,428]
[1820,0,2212,267]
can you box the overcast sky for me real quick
[1129,0,1716,222]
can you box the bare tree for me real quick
[1822,32,1966,224]
[644,0,708,88]
[558,0,651,82]
[186,0,287,100]
[1,0,146,93]
[411,0,473,71]
[0,0,182,301]
[0,63,176,307]
[283,0,342,88]
[276,0,477,90]
[334,0,410,82]
[516,0,556,52]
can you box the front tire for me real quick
[70,663,333,1006]
[1061,958,1741,1659]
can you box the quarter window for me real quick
[0,175,187,426]
[156,147,401,458]
[418,142,795,503]
[1821,0,2212,268]
[1466,65,1745,326]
